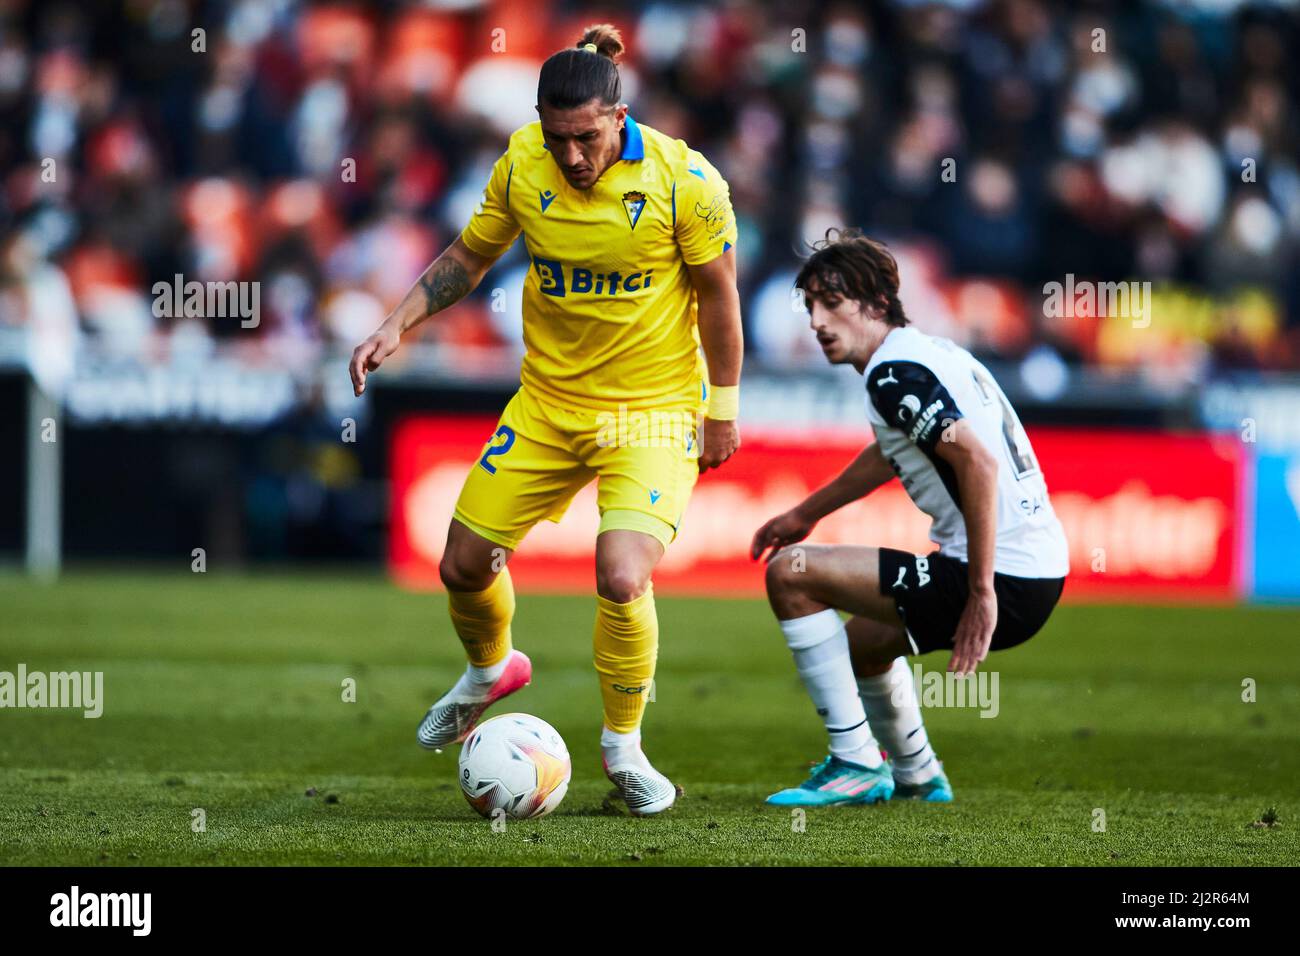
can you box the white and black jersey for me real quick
[864,327,1070,579]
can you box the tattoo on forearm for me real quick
[418,259,471,317]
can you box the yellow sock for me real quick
[593,586,658,734]
[447,567,515,667]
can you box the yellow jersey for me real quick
[459,116,738,412]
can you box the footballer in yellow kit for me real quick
[348,24,742,815]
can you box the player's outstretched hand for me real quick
[949,589,997,675]
[349,325,401,396]
[750,507,816,563]
[698,417,739,473]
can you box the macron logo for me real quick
[50,886,151,936]
[649,489,662,505]
[877,367,899,387]
[539,190,557,213]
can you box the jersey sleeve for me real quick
[673,150,738,266]
[866,360,964,453]
[459,150,520,259]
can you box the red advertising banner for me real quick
[391,418,1244,601]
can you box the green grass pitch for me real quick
[1,571,1296,866]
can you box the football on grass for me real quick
[458,713,571,819]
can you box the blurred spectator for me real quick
[0,0,1297,382]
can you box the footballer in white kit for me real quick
[751,229,1069,806]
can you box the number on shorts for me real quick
[478,425,516,475]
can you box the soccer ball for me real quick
[458,713,571,819]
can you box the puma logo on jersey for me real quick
[877,367,899,387]
[539,189,557,213]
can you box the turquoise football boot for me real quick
[766,755,895,807]
[892,767,953,802]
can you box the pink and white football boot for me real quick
[416,650,532,750]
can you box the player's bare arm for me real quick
[934,419,999,675]
[751,442,895,562]
[688,246,742,473]
[349,237,501,396]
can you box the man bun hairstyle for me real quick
[537,24,624,110]
[795,227,909,327]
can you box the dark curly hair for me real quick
[794,228,909,327]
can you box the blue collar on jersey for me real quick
[621,115,644,161]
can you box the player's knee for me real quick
[439,550,493,592]
[596,568,650,604]
[764,549,806,600]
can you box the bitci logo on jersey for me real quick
[531,255,654,298]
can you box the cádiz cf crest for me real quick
[622,191,647,230]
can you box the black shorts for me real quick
[878,548,1065,655]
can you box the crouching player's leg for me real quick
[762,544,947,805]
[845,616,952,802]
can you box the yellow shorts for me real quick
[452,388,704,552]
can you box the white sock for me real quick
[780,610,882,768]
[858,657,938,784]
[468,657,507,684]
[600,726,648,768]
[444,659,508,699]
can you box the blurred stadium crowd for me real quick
[2,0,1299,389]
